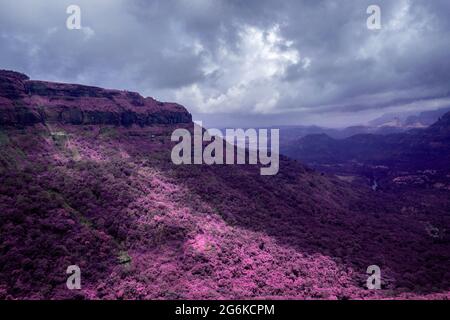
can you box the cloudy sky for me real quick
[1,0,450,127]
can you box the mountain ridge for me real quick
[0,70,192,127]
[282,111,450,170]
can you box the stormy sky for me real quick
[1,0,450,127]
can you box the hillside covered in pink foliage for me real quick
[0,70,449,300]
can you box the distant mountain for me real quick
[277,107,450,146]
[1,70,449,300]
[404,107,450,127]
[281,111,450,190]
[283,112,450,169]
[368,112,405,127]
[368,107,450,129]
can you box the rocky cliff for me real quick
[0,70,192,127]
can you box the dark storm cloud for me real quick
[0,0,449,126]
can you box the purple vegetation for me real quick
[0,70,449,300]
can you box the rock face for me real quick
[0,70,192,127]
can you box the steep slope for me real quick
[1,71,449,300]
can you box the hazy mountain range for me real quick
[275,106,450,144]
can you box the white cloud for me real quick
[174,24,308,114]
[82,26,95,40]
